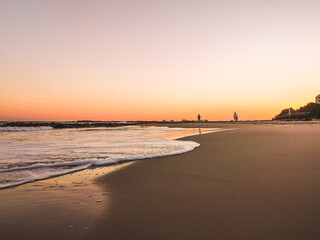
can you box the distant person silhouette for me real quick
[197,114,201,122]
[234,112,238,121]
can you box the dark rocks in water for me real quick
[50,122,121,128]
[0,121,136,129]
[1,121,49,127]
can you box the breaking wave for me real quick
[0,126,200,189]
[0,126,53,132]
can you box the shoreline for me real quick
[0,126,217,190]
[1,123,320,239]
[1,119,320,130]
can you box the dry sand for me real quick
[1,123,320,240]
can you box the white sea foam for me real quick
[0,126,53,132]
[0,126,202,189]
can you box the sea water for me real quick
[0,126,200,189]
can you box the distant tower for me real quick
[316,94,320,104]
[234,112,238,121]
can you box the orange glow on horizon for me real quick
[0,96,313,121]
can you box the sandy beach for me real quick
[3,1,320,239]
[1,123,320,239]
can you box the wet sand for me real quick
[87,123,320,240]
[0,163,131,240]
[1,123,320,239]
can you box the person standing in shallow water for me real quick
[197,114,201,122]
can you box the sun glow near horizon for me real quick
[1,0,320,121]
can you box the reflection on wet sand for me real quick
[0,163,131,239]
[147,128,225,140]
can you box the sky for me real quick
[1,0,320,121]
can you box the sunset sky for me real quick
[1,0,320,121]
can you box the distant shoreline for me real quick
[1,119,320,129]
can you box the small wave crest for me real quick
[0,126,53,132]
[0,164,91,189]
[0,139,200,189]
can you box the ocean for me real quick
[0,126,202,189]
